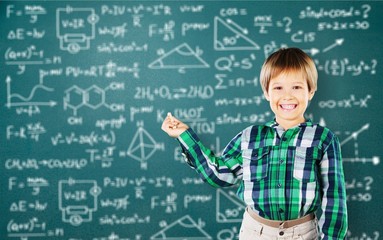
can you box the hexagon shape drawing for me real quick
[64,85,85,114]
[85,85,105,109]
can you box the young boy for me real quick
[161,48,348,239]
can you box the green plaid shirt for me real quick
[177,120,348,239]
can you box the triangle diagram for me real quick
[216,189,245,223]
[150,215,212,239]
[148,43,209,69]
[214,17,260,51]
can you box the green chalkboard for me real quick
[1,0,382,239]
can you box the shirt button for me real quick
[279,159,284,164]
[277,183,282,188]
[279,208,284,213]
[279,231,284,236]
[182,153,188,162]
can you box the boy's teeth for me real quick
[281,104,295,109]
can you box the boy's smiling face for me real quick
[264,70,315,130]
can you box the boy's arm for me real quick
[318,136,348,239]
[177,128,243,188]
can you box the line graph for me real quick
[5,75,57,108]
[340,123,380,165]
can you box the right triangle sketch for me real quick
[216,189,246,223]
[214,16,260,51]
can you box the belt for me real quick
[247,207,315,229]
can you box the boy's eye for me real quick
[273,86,282,90]
[293,86,302,90]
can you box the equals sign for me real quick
[29,201,48,211]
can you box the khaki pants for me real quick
[239,208,318,240]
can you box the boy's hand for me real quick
[161,112,189,138]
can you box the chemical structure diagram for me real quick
[63,82,125,116]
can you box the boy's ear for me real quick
[264,91,270,101]
[308,91,315,100]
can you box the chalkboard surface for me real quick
[1,1,382,239]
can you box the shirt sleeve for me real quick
[177,128,243,188]
[318,135,348,239]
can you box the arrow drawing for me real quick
[340,123,369,146]
[323,38,344,53]
[303,48,320,56]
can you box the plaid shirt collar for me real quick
[264,119,314,129]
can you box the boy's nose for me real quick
[282,90,293,100]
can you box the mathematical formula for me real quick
[1,1,382,239]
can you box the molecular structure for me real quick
[64,83,125,116]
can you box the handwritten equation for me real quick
[1,1,382,239]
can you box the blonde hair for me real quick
[260,48,318,93]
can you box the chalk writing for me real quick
[1,1,382,239]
